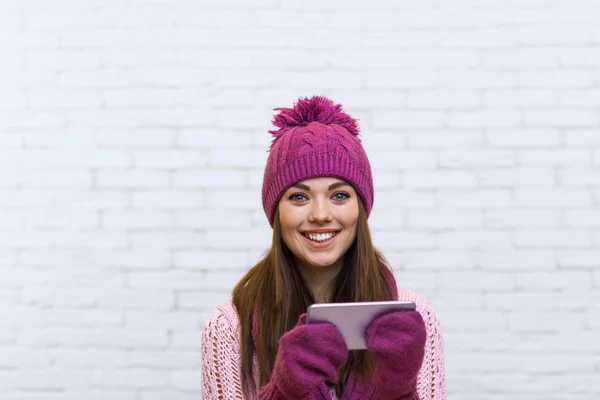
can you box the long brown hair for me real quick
[232,199,395,398]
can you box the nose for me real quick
[308,198,333,223]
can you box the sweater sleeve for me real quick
[201,302,247,400]
[414,296,447,400]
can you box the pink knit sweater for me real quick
[201,288,446,400]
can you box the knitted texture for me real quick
[201,288,446,400]
[261,96,374,226]
[365,311,427,400]
[257,313,348,400]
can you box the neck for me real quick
[296,258,344,303]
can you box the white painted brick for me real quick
[178,291,228,310]
[170,370,202,391]
[173,169,245,188]
[171,332,202,349]
[518,70,595,88]
[438,149,514,168]
[173,210,252,229]
[560,90,600,107]
[526,109,599,127]
[508,311,584,332]
[125,311,198,330]
[0,90,27,110]
[485,209,561,228]
[407,209,482,229]
[372,170,402,188]
[401,250,477,269]
[132,191,204,209]
[559,167,600,186]
[93,370,168,389]
[514,188,591,207]
[484,90,557,107]
[437,189,512,207]
[516,229,591,248]
[483,48,559,69]
[448,109,521,128]
[173,250,247,270]
[54,350,129,368]
[208,148,267,168]
[20,209,98,229]
[517,271,592,290]
[370,230,435,250]
[11,370,91,389]
[178,130,254,148]
[21,287,95,307]
[102,210,171,229]
[485,291,592,311]
[0,349,52,367]
[518,149,591,166]
[18,170,92,188]
[408,131,483,149]
[130,231,204,248]
[100,48,176,68]
[437,271,515,290]
[438,69,515,88]
[91,248,170,269]
[96,170,169,189]
[60,69,132,88]
[44,309,122,327]
[205,189,262,210]
[128,271,204,289]
[96,129,174,147]
[561,48,600,67]
[200,229,271,250]
[557,250,600,268]
[438,230,513,249]
[141,392,200,400]
[90,329,168,349]
[328,90,407,108]
[373,111,445,128]
[364,69,436,88]
[403,171,477,188]
[486,129,560,147]
[26,49,101,69]
[97,288,174,309]
[15,328,88,348]
[438,311,507,332]
[132,150,207,168]
[407,90,480,108]
[29,90,102,109]
[369,151,436,169]
[565,129,600,145]
[481,250,555,270]
[428,292,483,311]
[368,208,405,229]
[566,209,600,227]
[478,168,554,187]
[132,351,200,369]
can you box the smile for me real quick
[302,231,340,247]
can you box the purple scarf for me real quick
[252,269,399,399]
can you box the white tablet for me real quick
[306,300,416,350]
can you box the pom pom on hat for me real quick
[268,96,360,149]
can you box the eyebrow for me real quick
[292,182,349,191]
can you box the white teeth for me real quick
[305,232,337,242]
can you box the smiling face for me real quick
[277,176,359,273]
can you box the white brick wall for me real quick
[1,1,599,399]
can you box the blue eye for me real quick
[332,192,350,201]
[289,193,308,202]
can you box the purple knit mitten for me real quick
[258,314,348,400]
[365,310,426,400]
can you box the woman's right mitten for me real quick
[258,314,348,400]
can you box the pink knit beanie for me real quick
[261,95,374,226]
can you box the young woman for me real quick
[201,96,446,400]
